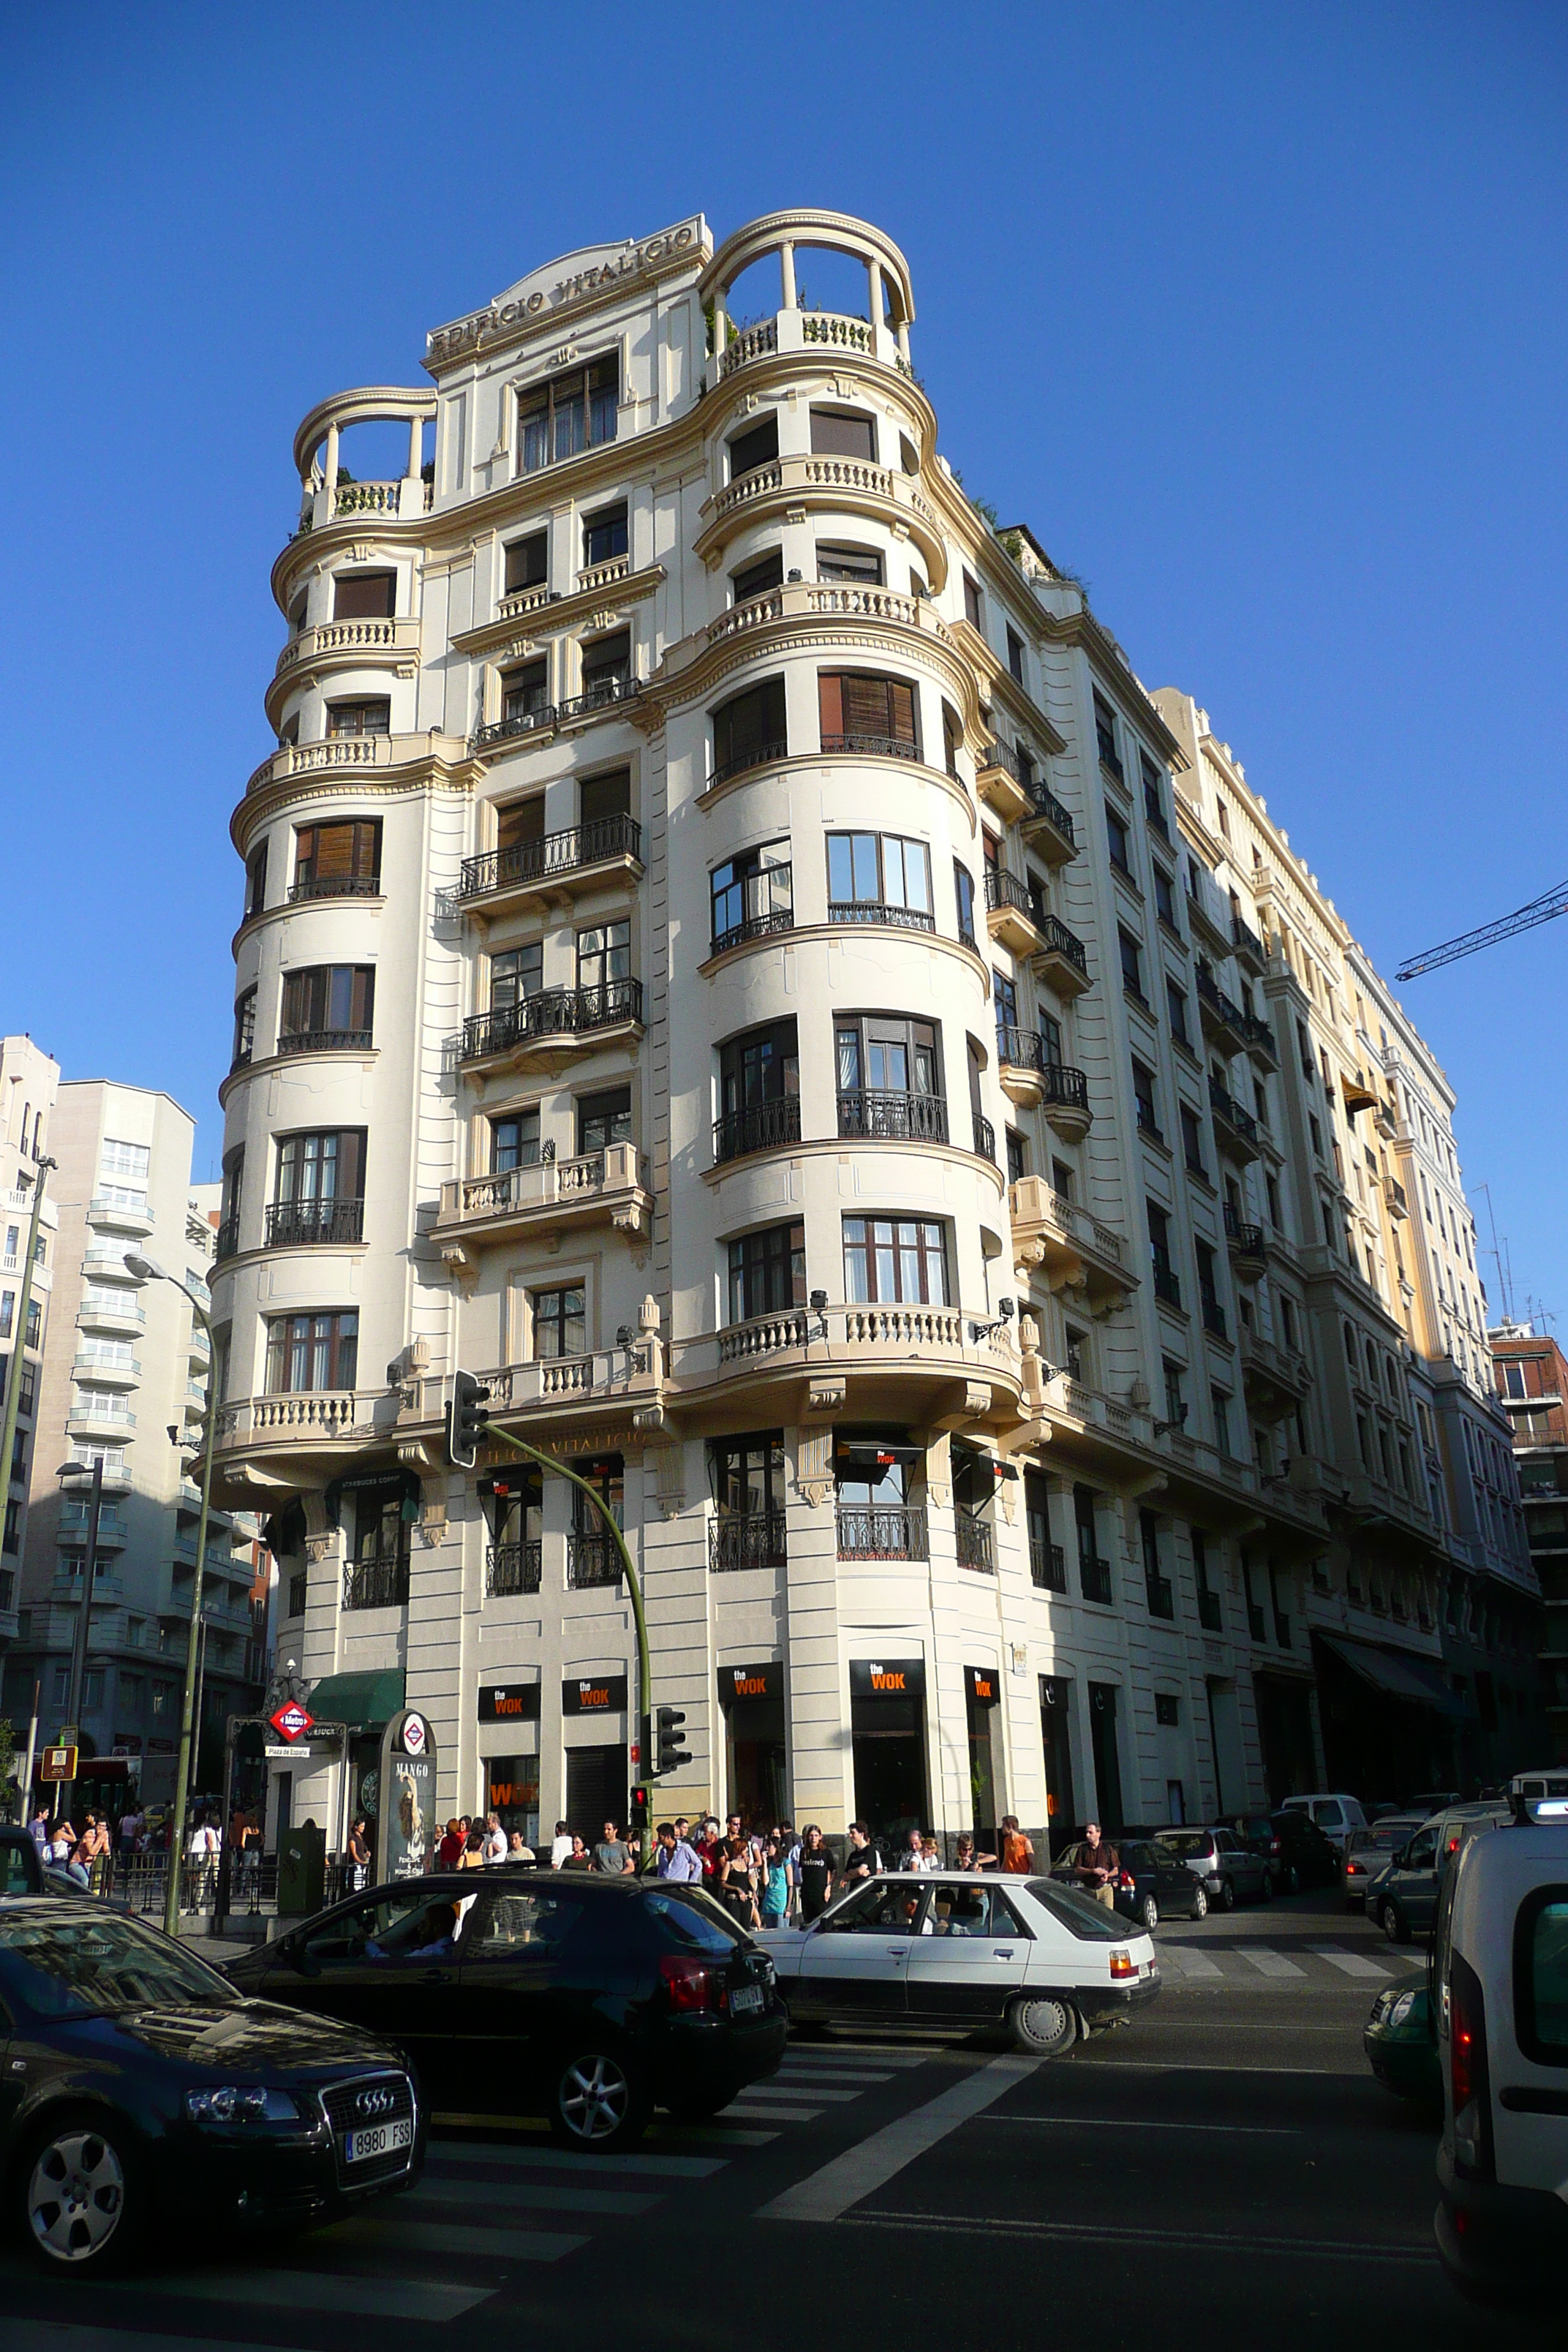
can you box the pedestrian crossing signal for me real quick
[628,1784,649,1828]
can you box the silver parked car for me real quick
[1151,1825,1272,1910]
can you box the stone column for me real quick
[780,241,797,310]
[407,414,423,480]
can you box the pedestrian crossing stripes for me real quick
[1158,1940,1420,1986]
[99,2043,920,2333]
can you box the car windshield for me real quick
[1025,1880,1137,1942]
[643,1887,746,1953]
[1153,1832,1211,1858]
[0,1907,239,2018]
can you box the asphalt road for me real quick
[0,1888,1540,2352]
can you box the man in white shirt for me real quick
[185,1817,219,1912]
[549,1819,573,1869]
[481,1811,508,1863]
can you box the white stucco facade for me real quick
[212,210,1527,1854]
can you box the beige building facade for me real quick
[211,208,1523,1855]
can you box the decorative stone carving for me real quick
[794,1425,834,1506]
[805,1377,845,1416]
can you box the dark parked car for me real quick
[1150,1827,1272,1910]
[1052,1838,1212,1927]
[1268,1810,1341,1891]
[225,1871,786,2152]
[1362,1978,1441,2107]
[0,1895,421,2276]
[0,1828,96,1901]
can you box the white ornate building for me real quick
[213,209,1526,1854]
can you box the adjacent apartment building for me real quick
[1,1080,268,1801]
[210,208,1533,1855]
[1490,1320,1567,1765]
[1,1036,61,1635]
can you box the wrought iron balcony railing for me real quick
[461,979,643,1061]
[486,1541,541,1597]
[714,1097,802,1165]
[837,1504,929,1561]
[264,1197,365,1248]
[709,1512,788,1572]
[459,813,642,900]
[837,1090,949,1144]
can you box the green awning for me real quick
[304,1668,406,1733]
[1316,1633,1467,1719]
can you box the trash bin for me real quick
[276,1820,325,1916]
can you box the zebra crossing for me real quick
[1157,1940,1425,1986]
[93,2045,929,2332]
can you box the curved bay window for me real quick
[836,1015,946,1143]
[727,1219,804,1326]
[842,1215,949,1306]
[826,832,932,932]
[268,1128,366,1247]
[265,1310,358,1395]
[716,1020,799,1164]
[708,1433,786,1572]
[279,965,374,1055]
[711,839,792,954]
[818,671,919,762]
[291,819,380,903]
[712,677,787,785]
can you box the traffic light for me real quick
[447,1370,491,1468]
[628,1784,649,1830]
[654,1705,691,1776]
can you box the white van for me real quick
[1433,1801,1568,2307]
[1279,1793,1367,1850]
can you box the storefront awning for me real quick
[304,1667,406,1733]
[1315,1633,1467,1718]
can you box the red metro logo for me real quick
[269,1701,313,1743]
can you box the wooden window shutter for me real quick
[350,968,375,1030]
[497,797,546,852]
[842,674,889,736]
[818,673,844,741]
[313,823,355,880]
[333,572,396,621]
[887,679,917,746]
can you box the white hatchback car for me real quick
[1279,1793,1368,1851]
[755,1872,1159,2056]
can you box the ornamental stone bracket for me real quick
[804,1376,845,1417]
[610,1200,649,1238]
[441,1241,478,1293]
[794,1424,835,1507]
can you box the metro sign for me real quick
[270,1701,314,1743]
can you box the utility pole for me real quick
[0,1156,56,1597]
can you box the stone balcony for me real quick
[295,475,433,535]
[246,729,470,802]
[1238,1323,1313,1417]
[457,813,644,922]
[432,1142,653,1270]
[670,1300,1023,1431]
[1009,1177,1136,1311]
[693,439,946,586]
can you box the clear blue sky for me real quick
[2,4,1564,1322]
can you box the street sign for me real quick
[56,1725,79,1746]
[40,1746,78,1782]
[269,1701,314,1743]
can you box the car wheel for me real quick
[1383,1901,1411,1947]
[1217,1878,1236,1913]
[1190,1885,1209,1921]
[1138,1895,1159,1931]
[1008,1995,1077,2057]
[21,2111,140,2275]
[549,2049,650,2152]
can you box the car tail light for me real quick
[658,1955,725,2013]
[1449,1951,1494,2182]
[1346,1860,1365,1876]
[1270,1838,1281,1854]
[1117,1872,1136,1888]
[1109,1949,1136,1979]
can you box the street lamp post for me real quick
[51,1452,106,1825]
[123,1251,218,1939]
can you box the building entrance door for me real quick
[1088,1683,1125,1831]
[565,1744,626,1840]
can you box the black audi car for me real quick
[225,1869,787,2150]
[0,1896,423,2276]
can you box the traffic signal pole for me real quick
[478,1426,657,1872]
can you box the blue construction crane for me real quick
[1396,880,1568,981]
